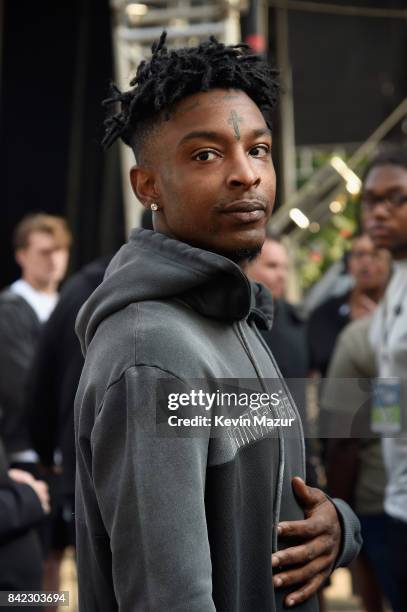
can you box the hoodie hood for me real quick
[250,281,275,329]
[76,228,273,354]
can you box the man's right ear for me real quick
[130,165,159,208]
[14,248,26,269]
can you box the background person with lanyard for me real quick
[364,148,407,611]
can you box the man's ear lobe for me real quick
[130,165,159,207]
[14,249,25,268]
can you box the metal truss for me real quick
[272,97,407,243]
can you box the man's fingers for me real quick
[278,496,338,539]
[271,537,332,568]
[359,295,376,311]
[277,508,332,539]
[284,574,327,608]
[291,477,326,511]
[272,482,342,606]
[273,554,332,589]
[30,480,51,514]
[278,520,313,538]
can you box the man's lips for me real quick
[222,199,267,213]
[369,225,391,237]
[219,199,267,223]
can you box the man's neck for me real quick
[21,275,57,295]
[351,285,383,303]
[392,252,407,262]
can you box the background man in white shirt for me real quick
[0,213,71,466]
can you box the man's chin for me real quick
[369,231,392,250]
[214,245,263,265]
[373,238,390,248]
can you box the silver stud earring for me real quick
[150,202,159,211]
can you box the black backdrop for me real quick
[286,0,407,146]
[2,0,407,286]
[0,0,124,288]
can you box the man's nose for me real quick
[226,153,261,189]
[370,201,392,219]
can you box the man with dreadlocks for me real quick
[74,33,361,611]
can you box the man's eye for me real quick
[250,145,270,158]
[193,150,218,162]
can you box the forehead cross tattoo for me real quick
[228,110,243,141]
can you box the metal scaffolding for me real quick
[272,97,407,243]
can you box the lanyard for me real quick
[381,280,407,348]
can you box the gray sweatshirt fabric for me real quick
[75,228,362,612]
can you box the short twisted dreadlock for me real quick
[102,31,279,161]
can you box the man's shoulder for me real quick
[334,316,376,377]
[97,296,186,328]
[308,292,350,331]
[313,291,349,315]
[0,287,19,306]
[88,298,218,376]
[80,297,223,408]
[340,315,372,343]
[277,300,306,325]
[338,316,374,361]
[0,287,37,323]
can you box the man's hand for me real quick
[8,468,35,485]
[350,294,377,320]
[272,477,341,608]
[8,468,51,515]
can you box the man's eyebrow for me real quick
[178,130,223,146]
[364,184,405,193]
[178,127,272,146]
[252,128,272,138]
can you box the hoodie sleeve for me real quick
[0,481,44,541]
[76,365,216,612]
[329,497,363,568]
[0,299,37,452]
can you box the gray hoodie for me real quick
[75,228,361,612]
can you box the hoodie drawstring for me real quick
[233,320,285,553]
